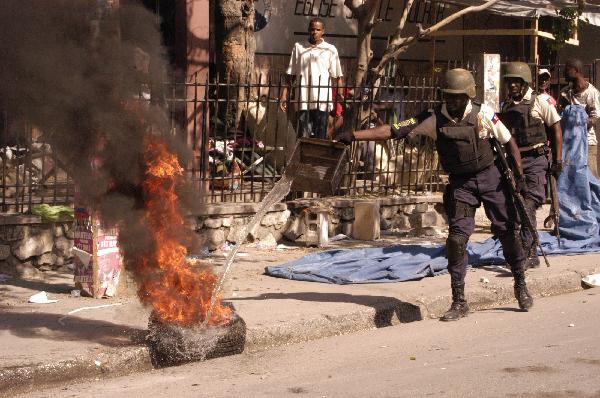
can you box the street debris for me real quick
[28,291,58,304]
[582,273,600,288]
[57,303,123,325]
[329,234,348,242]
[569,323,575,327]
[480,277,490,284]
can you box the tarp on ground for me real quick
[265,105,600,284]
[442,0,600,27]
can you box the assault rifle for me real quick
[543,171,561,248]
[490,137,551,267]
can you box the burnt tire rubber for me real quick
[147,303,246,367]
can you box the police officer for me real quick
[338,68,533,319]
[501,62,563,268]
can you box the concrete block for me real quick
[341,222,353,236]
[352,201,380,241]
[221,216,234,228]
[380,216,393,231]
[409,211,441,229]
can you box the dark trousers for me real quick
[296,109,328,139]
[444,164,526,283]
[520,151,550,254]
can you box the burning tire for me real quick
[147,303,246,367]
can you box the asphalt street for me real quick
[22,289,600,398]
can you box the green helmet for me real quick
[442,68,476,99]
[503,62,532,84]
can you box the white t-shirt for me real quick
[560,82,600,145]
[412,101,512,144]
[286,40,343,112]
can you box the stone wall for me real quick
[193,195,447,250]
[0,215,74,278]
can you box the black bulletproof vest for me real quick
[435,103,496,175]
[500,94,547,148]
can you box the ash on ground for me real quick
[147,305,246,367]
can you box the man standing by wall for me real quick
[500,62,563,269]
[560,58,600,177]
[279,18,343,139]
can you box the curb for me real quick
[2,264,598,396]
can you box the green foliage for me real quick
[549,0,587,51]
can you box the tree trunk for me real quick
[215,0,256,131]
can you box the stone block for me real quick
[204,218,222,229]
[352,201,380,241]
[392,214,411,230]
[339,207,354,221]
[222,216,234,228]
[37,252,57,266]
[206,228,225,250]
[53,224,64,238]
[0,244,10,260]
[261,210,290,228]
[380,205,398,219]
[399,204,415,215]
[63,224,74,239]
[283,216,304,241]
[54,236,73,258]
[413,203,429,213]
[227,223,249,244]
[11,226,54,260]
[409,211,441,229]
[380,216,393,231]
[16,261,43,279]
[0,225,25,242]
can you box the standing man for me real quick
[280,18,343,139]
[500,62,563,268]
[560,58,600,177]
[339,69,533,319]
[536,68,554,97]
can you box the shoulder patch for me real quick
[491,113,499,124]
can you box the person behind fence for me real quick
[279,17,343,139]
[559,58,600,178]
[337,68,533,319]
[500,62,563,269]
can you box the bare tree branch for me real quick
[373,0,502,75]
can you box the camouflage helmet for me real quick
[442,68,476,99]
[503,62,532,84]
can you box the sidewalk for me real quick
[2,206,600,396]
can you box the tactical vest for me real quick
[500,94,547,148]
[435,103,496,175]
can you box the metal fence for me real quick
[179,72,443,203]
[0,113,74,213]
[2,59,597,212]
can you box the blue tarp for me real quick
[266,105,600,284]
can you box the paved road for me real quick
[27,290,600,398]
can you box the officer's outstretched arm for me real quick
[340,109,432,143]
[504,137,524,179]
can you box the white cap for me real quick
[538,68,551,78]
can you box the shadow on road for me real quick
[229,291,423,326]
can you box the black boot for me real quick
[440,282,469,321]
[513,269,533,311]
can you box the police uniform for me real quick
[407,101,526,288]
[500,87,561,262]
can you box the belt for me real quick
[519,145,548,157]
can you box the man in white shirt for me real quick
[560,58,600,177]
[279,18,343,139]
[339,69,534,319]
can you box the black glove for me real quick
[335,130,355,145]
[550,160,563,178]
[516,176,528,196]
[390,109,431,140]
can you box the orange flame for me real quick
[136,135,231,326]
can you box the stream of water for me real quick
[203,172,294,326]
